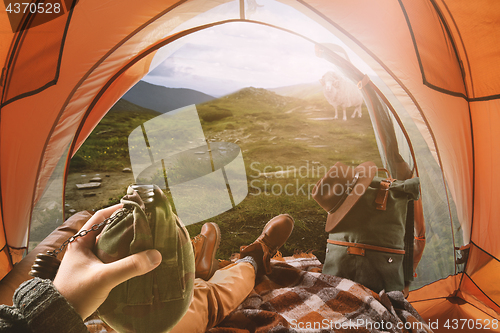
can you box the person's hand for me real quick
[53,204,162,319]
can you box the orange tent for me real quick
[0,0,499,330]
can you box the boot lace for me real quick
[192,234,204,244]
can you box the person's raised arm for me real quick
[53,204,162,319]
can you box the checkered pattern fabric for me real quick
[209,254,432,333]
[86,253,432,333]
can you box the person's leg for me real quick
[191,222,221,281]
[172,214,294,332]
[239,214,295,276]
[170,261,255,333]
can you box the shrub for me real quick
[198,106,233,122]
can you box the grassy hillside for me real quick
[69,99,160,171]
[198,87,379,167]
[269,81,324,100]
[68,87,381,262]
[189,87,381,262]
[122,80,215,113]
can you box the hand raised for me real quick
[53,204,162,319]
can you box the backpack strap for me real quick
[327,239,405,255]
[373,169,417,281]
[403,200,415,281]
[375,168,395,211]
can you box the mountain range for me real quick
[269,81,324,100]
[122,80,215,113]
[109,98,159,115]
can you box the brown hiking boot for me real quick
[192,222,221,281]
[239,214,294,275]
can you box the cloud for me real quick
[147,63,179,78]
[145,23,332,96]
[143,0,375,96]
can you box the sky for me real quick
[142,0,375,97]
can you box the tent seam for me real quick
[397,1,427,88]
[461,91,476,292]
[0,0,74,108]
[437,0,474,97]
[398,0,500,102]
[410,273,461,293]
[464,272,500,310]
[25,0,78,255]
[0,102,12,268]
[410,294,500,319]
[1,3,34,93]
[469,94,500,102]
[427,0,469,94]
[469,241,500,264]
[1,80,58,108]
[398,0,467,99]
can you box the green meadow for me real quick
[68,87,381,262]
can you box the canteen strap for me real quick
[327,239,405,255]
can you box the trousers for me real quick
[170,262,255,333]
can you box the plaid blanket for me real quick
[208,254,433,333]
[86,254,432,333]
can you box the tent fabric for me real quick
[400,0,467,99]
[409,274,500,333]
[1,7,72,106]
[0,0,499,325]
